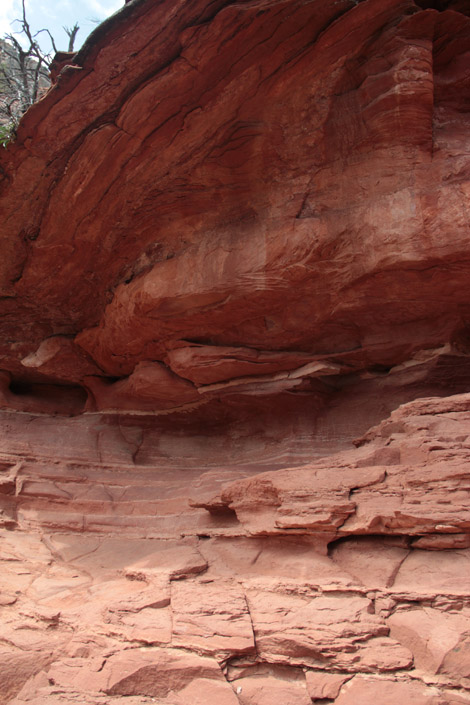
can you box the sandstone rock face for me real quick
[2,394,470,704]
[0,0,469,702]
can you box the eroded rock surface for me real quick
[1,394,470,703]
[0,0,469,702]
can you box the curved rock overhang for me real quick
[1,1,470,703]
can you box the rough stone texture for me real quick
[2,395,470,703]
[0,0,470,702]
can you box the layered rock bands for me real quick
[0,0,469,702]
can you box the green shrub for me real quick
[0,121,15,147]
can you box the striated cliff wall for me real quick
[0,0,469,702]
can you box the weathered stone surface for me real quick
[0,650,55,705]
[174,678,240,705]
[20,336,102,384]
[231,674,312,705]
[84,361,200,412]
[197,393,470,542]
[0,0,469,702]
[0,0,468,403]
[165,345,317,386]
[330,537,410,589]
[247,590,413,671]
[171,579,255,658]
[333,675,466,704]
[388,607,470,675]
[100,648,225,697]
[0,391,469,702]
[305,671,351,700]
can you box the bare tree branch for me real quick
[64,23,80,52]
[0,3,79,132]
[36,29,58,59]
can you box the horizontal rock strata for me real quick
[0,0,469,702]
[0,394,469,703]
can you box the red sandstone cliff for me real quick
[0,0,469,702]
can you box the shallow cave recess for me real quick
[5,377,87,415]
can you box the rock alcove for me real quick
[0,0,470,702]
